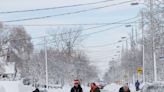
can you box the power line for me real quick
[24,25,130,47]
[0,0,115,14]
[4,0,133,23]
[82,24,124,37]
[84,42,119,48]
[8,21,139,27]
[82,31,143,49]
[3,16,139,42]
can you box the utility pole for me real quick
[141,10,145,83]
[44,36,48,90]
[131,26,136,84]
[149,0,157,82]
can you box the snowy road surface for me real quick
[0,81,139,92]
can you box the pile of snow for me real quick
[141,82,164,92]
[0,81,19,92]
[128,83,136,92]
[0,80,91,92]
[48,85,90,92]
[48,85,70,92]
[103,83,121,92]
[103,83,136,92]
[0,81,33,92]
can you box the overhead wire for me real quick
[8,21,140,27]
[0,0,115,14]
[3,0,133,22]
[3,16,139,42]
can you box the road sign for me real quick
[137,67,142,74]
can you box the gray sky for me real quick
[0,0,143,78]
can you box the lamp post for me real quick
[125,24,136,84]
[44,36,48,90]
[131,0,157,83]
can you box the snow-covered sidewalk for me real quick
[0,81,141,92]
[0,81,91,92]
[103,83,138,92]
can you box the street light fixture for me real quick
[116,46,120,48]
[125,24,132,28]
[131,0,158,82]
[131,2,139,6]
[117,51,120,53]
[121,37,127,39]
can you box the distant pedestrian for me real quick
[135,80,140,91]
[43,85,47,92]
[70,80,83,92]
[119,83,130,92]
[33,87,40,92]
[90,83,100,92]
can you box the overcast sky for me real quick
[0,0,143,78]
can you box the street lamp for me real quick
[116,46,120,48]
[117,51,120,53]
[121,37,127,39]
[118,40,122,43]
[131,2,139,6]
[125,25,132,28]
[131,0,157,82]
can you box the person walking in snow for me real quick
[71,80,83,92]
[33,87,40,92]
[135,80,140,91]
[119,83,130,92]
[90,83,100,92]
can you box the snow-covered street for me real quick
[0,0,164,92]
[0,81,140,92]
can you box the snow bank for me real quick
[0,81,90,92]
[0,81,33,92]
[0,81,19,92]
[141,82,164,92]
[48,85,70,92]
[104,83,136,92]
[103,83,121,92]
[48,85,90,92]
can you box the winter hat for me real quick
[74,80,79,84]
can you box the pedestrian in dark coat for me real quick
[119,83,130,92]
[135,80,140,91]
[71,80,83,92]
[90,83,100,92]
[33,87,40,92]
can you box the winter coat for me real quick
[135,81,140,87]
[119,87,130,92]
[90,87,100,92]
[71,85,83,92]
[33,88,40,92]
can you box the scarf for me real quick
[91,86,97,92]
